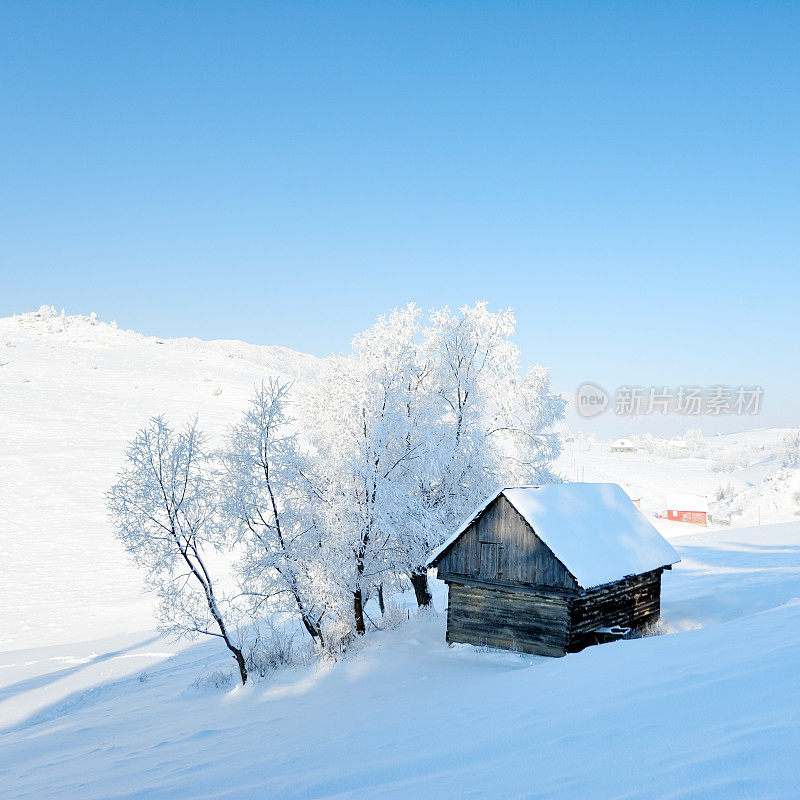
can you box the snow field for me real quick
[3,309,800,798]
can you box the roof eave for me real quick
[579,558,682,591]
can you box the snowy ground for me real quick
[0,308,320,651]
[2,309,800,798]
[3,522,800,799]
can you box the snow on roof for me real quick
[612,438,634,447]
[429,483,680,589]
[666,493,709,512]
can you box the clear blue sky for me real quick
[1,2,798,430]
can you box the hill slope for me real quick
[2,308,800,799]
[0,307,322,651]
[2,520,800,799]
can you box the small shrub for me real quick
[378,602,410,630]
[243,621,315,679]
[192,669,235,690]
[640,619,667,637]
[319,618,358,660]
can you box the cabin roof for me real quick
[429,482,680,589]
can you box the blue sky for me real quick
[1,2,798,432]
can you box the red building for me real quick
[664,494,708,525]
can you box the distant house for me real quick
[611,438,637,453]
[428,483,680,657]
[669,439,692,455]
[663,494,708,526]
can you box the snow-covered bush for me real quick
[192,669,235,691]
[243,621,314,678]
[377,601,412,630]
[783,431,800,468]
[710,445,763,473]
[715,484,731,502]
[36,304,58,318]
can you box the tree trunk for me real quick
[231,644,248,685]
[410,570,433,607]
[353,589,366,635]
[181,547,248,685]
[300,613,323,644]
[291,585,323,646]
[212,615,248,685]
[209,600,248,685]
[377,583,386,616]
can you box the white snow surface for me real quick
[666,493,709,512]
[432,483,680,589]
[3,521,800,799]
[4,309,800,799]
[0,308,322,651]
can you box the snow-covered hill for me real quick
[1,307,322,651]
[559,430,800,527]
[2,308,800,799]
[3,521,800,799]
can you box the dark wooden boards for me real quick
[436,495,578,591]
[446,581,570,657]
[443,569,664,657]
[567,570,662,653]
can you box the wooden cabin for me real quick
[428,483,680,657]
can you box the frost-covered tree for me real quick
[219,380,334,648]
[303,302,565,618]
[348,305,445,609]
[409,303,565,601]
[303,305,435,633]
[107,417,248,684]
[483,363,564,484]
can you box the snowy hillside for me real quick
[559,430,800,527]
[3,522,800,799]
[2,308,800,799]
[1,307,322,652]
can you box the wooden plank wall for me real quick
[437,496,578,591]
[568,570,662,652]
[446,581,570,657]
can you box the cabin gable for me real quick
[435,495,579,592]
